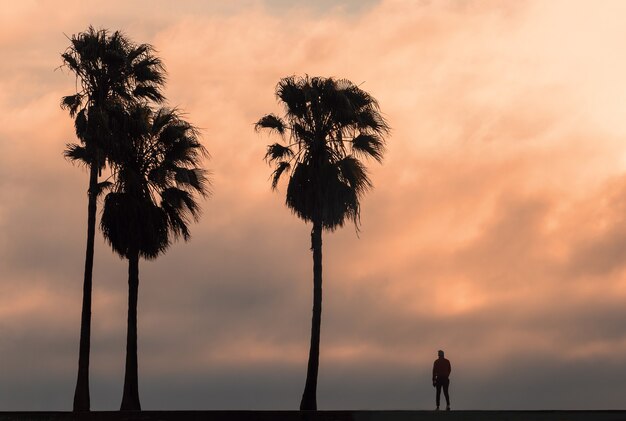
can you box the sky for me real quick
[2,0,626,411]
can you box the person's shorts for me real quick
[435,378,450,387]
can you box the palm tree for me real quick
[61,26,166,411]
[255,75,390,410]
[100,105,209,410]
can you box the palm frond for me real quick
[60,51,79,73]
[351,133,385,163]
[132,56,166,85]
[126,43,149,63]
[173,167,210,195]
[338,156,372,194]
[265,143,294,163]
[160,122,191,145]
[161,187,199,217]
[61,94,83,117]
[133,85,164,103]
[343,82,376,111]
[101,192,170,260]
[100,192,136,258]
[160,187,199,240]
[96,181,113,198]
[73,108,88,140]
[186,168,211,196]
[63,143,91,165]
[276,76,308,120]
[271,161,291,190]
[292,123,312,144]
[355,109,390,134]
[151,107,174,128]
[161,199,191,241]
[255,114,286,135]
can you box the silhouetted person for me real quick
[432,349,451,410]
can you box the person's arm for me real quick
[432,361,437,382]
[446,360,451,377]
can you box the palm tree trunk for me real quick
[120,250,141,411]
[73,164,98,412]
[300,220,323,410]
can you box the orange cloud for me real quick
[2,0,626,410]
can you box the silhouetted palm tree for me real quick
[255,75,389,410]
[100,105,209,411]
[61,26,165,411]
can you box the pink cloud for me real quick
[2,0,626,410]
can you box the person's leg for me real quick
[443,379,450,408]
[436,383,442,408]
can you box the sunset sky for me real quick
[2,0,626,411]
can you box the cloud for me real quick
[2,0,626,411]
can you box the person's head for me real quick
[438,350,444,358]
